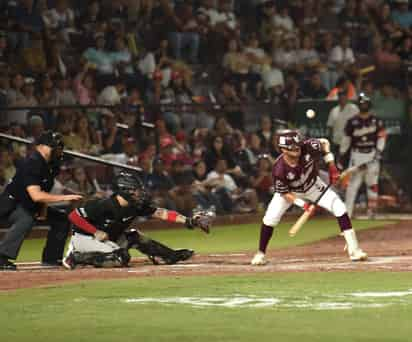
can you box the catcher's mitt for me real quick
[185,210,215,234]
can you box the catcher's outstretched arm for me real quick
[151,208,211,234]
[152,208,187,224]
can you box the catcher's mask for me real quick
[113,172,152,209]
[36,130,64,163]
[358,93,372,112]
[276,129,302,151]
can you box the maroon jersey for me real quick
[272,139,322,193]
[344,114,385,151]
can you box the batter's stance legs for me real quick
[251,224,274,265]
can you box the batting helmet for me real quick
[112,172,152,209]
[358,93,372,112]
[276,129,302,150]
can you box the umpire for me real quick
[0,131,83,270]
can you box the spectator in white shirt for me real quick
[97,80,126,106]
[327,34,356,90]
[197,0,221,28]
[42,0,76,43]
[206,158,258,213]
[261,59,285,95]
[273,34,299,72]
[243,34,271,74]
[326,90,359,151]
[138,49,156,79]
[273,7,295,33]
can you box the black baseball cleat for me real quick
[165,249,194,265]
[0,257,17,271]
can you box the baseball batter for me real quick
[251,129,367,265]
[340,94,387,218]
[62,172,212,269]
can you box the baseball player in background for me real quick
[251,129,367,266]
[62,172,212,269]
[339,94,387,218]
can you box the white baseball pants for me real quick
[263,177,347,227]
[345,150,379,217]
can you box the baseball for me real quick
[306,109,316,119]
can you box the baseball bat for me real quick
[0,133,142,172]
[288,183,332,237]
[337,165,359,184]
[337,159,377,186]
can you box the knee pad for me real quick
[262,216,278,228]
[331,197,347,217]
[74,250,129,268]
[124,229,141,249]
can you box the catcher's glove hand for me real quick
[185,212,213,234]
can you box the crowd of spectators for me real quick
[1,0,412,215]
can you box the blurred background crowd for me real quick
[1,0,412,217]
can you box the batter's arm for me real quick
[283,193,311,211]
[318,138,340,184]
[376,122,387,156]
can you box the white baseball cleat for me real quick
[251,251,267,265]
[349,249,368,262]
[342,229,368,262]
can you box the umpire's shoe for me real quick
[165,249,194,265]
[0,255,17,271]
[62,252,77,270]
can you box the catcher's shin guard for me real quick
[125,230,194,264]
[72,249,130,268]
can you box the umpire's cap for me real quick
[35,130,64,149]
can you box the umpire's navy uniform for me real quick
[0,134,70,270]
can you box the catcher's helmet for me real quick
[276,129,302,150]
[358,93,371,112]
[113,172,151,208]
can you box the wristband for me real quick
[293,198,306,208]
[324,152,335,164]
[167,210,178,222]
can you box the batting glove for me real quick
[328,164,340,185]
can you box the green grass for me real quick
[17,219,393,262]
[1,273,412,342]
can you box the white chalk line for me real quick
[121,289,412,310]
[12,255,412,273]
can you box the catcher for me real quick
[62,172,212,269]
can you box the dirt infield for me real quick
[1,221,412,292]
